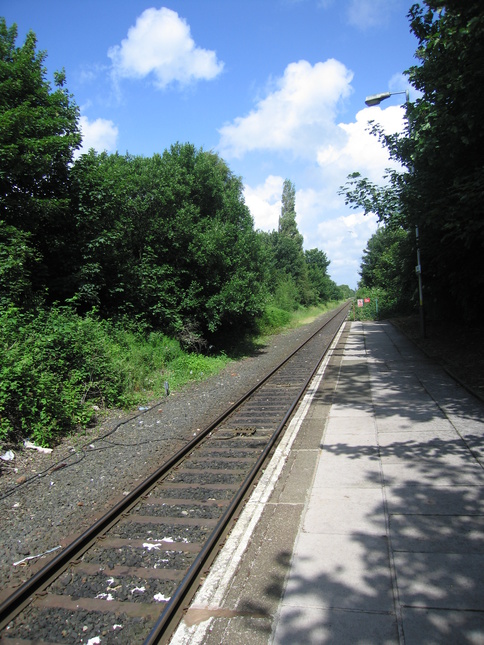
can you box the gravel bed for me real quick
[83,546,197,571]
[111,522,211,542]
[50,570,177,604]
[5,606,151,644]
[135,503,225,519]
[0,312,337,595]
[167,471,245,485]
[148,486,235,501]
[183,459,249,470]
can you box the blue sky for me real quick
[2,0,419,287]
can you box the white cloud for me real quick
[223,56,406,287]
[315,211,379,286]
[77,115,119,156]
[244,175,284,232]
[317,104,405,182]
[218,59,353,158]
[108,7,224,89]
[241,102,402,286]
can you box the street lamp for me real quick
[365,90,409,107]
[364,89,426,338]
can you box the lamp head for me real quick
[365,92,392,107]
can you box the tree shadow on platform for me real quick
[256,435,484,643]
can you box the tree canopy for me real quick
[0,20,341,342]
[0,19,81,302]
[69,145,268,335]
[341,0,484,322]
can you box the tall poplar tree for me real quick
[274,179,312,304]
[279,179,298,236]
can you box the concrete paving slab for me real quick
[371,385,431,400]
[314,453,382,488]
[389,513,484,552]
[322,433,378,452]
[273,605,399,645]
[382,459,483,486]
[281,533,394,612]
[401,607,484,645]
[322,436,379,455]
[305,402,332,420]
[466,436,484,462]
[292,417,326,450]
[385,485,484,515]
[274,449,319,505]
[380,441,481,472]
[328,404,374,418]
[380,447,471,467]
[304,487,385,535]
[377,429,462,448]
[375,415,456,434]
[374,405,447,421]
[322,415,377,437]
[394,551,484,609]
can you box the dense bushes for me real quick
[0,306,121,445]
[349,288,400,321]
[68,147,269,337]
[0,306,232,446]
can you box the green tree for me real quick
[0,222,39,307]
[403,0,484,320]
[341,1,484,322]
[305,248,340,302]
[0,19,81,301]
[273,179,312,305]
[70,144,267,337]
[359,225,414,312]
[279,179,297,236]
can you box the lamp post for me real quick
[364,89,425,338]
[365,90,409,107]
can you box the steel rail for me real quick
[0,302,350,635]
[143,303,349,643]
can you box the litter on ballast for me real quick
[143,542,161,551]
[86,637,101,645]
[13,545,62,566]
[0,450,15,461]
[24,440,52,454]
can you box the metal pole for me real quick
[415,225,426,338]
[365,88,426,338]
[405,91,426,339]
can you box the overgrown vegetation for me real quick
[342,1,484,323]
[0,301,342,447]
[348,288,399,321]
[0,18,345,447]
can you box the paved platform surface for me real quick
[171,321,484,645]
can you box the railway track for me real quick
[0,303,350,644]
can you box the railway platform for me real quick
[170,320,484,645]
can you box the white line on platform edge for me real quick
[169,322,346,645]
